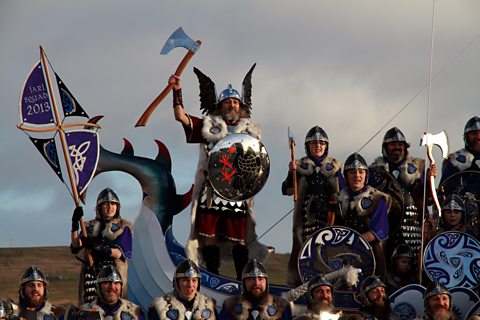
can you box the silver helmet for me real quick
[359,275,386,307]
[173,259,201,291]
[304,126,329,156]
[241,259,269,292]
[441,194,466,224]
[464,116,480,148]
[382,127,410,158]
[0,299,6,319]
[391,244,414,266]
[97,265,123,284]
[96,265,123,298]
[19,265,48,300]
[343,152,369,184]
[96,187,121,218]
[19,265,48,286]
[308,275,333,300]
[424,281,451,310]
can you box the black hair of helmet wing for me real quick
[193,67,218,115]
[241,63,256,116]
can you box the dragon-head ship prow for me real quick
[92,138,192,233]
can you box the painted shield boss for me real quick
[208,133,270,201]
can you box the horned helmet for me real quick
[96,187,121,219]
[304,126,329,157]
[194,64,256,119]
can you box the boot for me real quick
[232,244,249,281]
[202,245,220,275]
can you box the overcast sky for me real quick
[1,1,479,253]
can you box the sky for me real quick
[1,0,479,254]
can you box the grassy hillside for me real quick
[0,247,289,306]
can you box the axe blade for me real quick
[160,27,200,55]
[420,130,449,159]
[288,127,295,146]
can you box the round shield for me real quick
[423,231,480,289]
[390,284,425,320]
[298,226,375,292]
[450,287,480,320]
[207,133,270,201]
[467,300,480,319]
[438,170,480,222]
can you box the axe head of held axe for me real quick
[420,130,450,161]
[161,27,200,55]
[135,27,201,127]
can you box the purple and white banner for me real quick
[65,129,100,195]
[19,61,55,126]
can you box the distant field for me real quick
[0,246,290,307]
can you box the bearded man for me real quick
[79,265,144,320]
[413,281,458,320]
[219,260,292,320]
[341,276,397,320]
[12,266,64,320]
[168,65,269,280]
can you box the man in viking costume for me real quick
[413,281,458,320]
[148,259,217,320]
[70,188,133,304]
[370,127,437,264]
[219,259,292,320]
[79,265,144,320]
[168,64,269,280]
[296,276,341,319]
[341,276,397,320]
[441,116,480,182]
[282,126,345,287]
[12,265,64,320]
[336,153,391,280]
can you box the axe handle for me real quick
[135,40,202,127]
[426,144,441,220]
[290,142,298,202]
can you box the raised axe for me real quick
[135,27,201,127]
[288,127,298,202]
[420,130,449,218]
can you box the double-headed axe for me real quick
[135,27,201,127]
[288,127,298,202]
[420,130,449,217]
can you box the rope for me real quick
[357,25,480,153]
[419,0,437,285]
[250,208,294,246]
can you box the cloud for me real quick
[1,0,480,254]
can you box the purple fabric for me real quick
[20,61,55,126]
[65,130,99,195]
[370,197,389,241]
[114,226,133,260]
